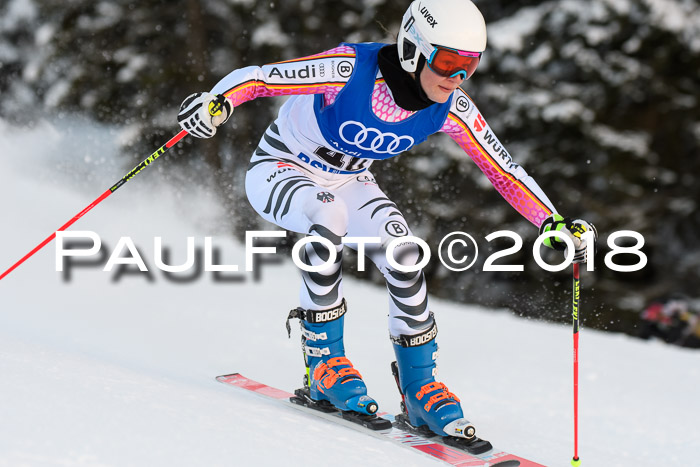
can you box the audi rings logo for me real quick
[338,121,415,155]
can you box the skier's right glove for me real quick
[177,92,233,138]
[539,213,597,264]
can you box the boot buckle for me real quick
[305,346,331,357]
[415,381,445,400]
[301,329,327,341]
[313,357,362,389]
[423,390,458,412]
[416,382,461,412]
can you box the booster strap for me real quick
[305,300,347,324]
[390,313,437,348]
[286,299,347,338]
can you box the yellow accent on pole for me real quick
[208,101,222,116]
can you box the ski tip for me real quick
[215,373,241,382]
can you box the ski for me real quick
[393,412,494,455]
[216,373,545,467]
[290,386,393,430]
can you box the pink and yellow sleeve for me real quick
[441,90,556,228]
[210,45,356,107]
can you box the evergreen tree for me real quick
[1,0,698,336]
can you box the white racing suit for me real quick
[211,42,556,338]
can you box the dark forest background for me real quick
[1,0,699,341]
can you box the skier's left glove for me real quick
[539,213,597,264]
[177,92,233,138]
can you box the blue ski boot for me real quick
[390,314,487,450]
[286,300,379,416]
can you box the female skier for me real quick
[177,0,596,442]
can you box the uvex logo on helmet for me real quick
[419,5,438,27]
[339,121,415,155]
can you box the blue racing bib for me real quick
[313,42,452,161]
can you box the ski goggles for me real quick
[426,46,482,80]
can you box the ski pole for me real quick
[571,262,581,467]
[0,129,188,281]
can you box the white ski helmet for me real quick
[397,0,487,75]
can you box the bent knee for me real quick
[374,220,425,275]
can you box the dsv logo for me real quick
[338,121,415,155]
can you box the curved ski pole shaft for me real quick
[0,129,188,281]
[571,262,581,467]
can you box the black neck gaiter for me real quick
[377,44,435,111]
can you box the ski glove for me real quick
[539,213,598,264]
[177,92,233,138]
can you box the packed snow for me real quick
[1,118,698,466]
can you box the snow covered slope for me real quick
[1,118,698,466]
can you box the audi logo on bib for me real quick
[339,121,415,155]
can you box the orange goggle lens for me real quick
[427,46,481,80]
